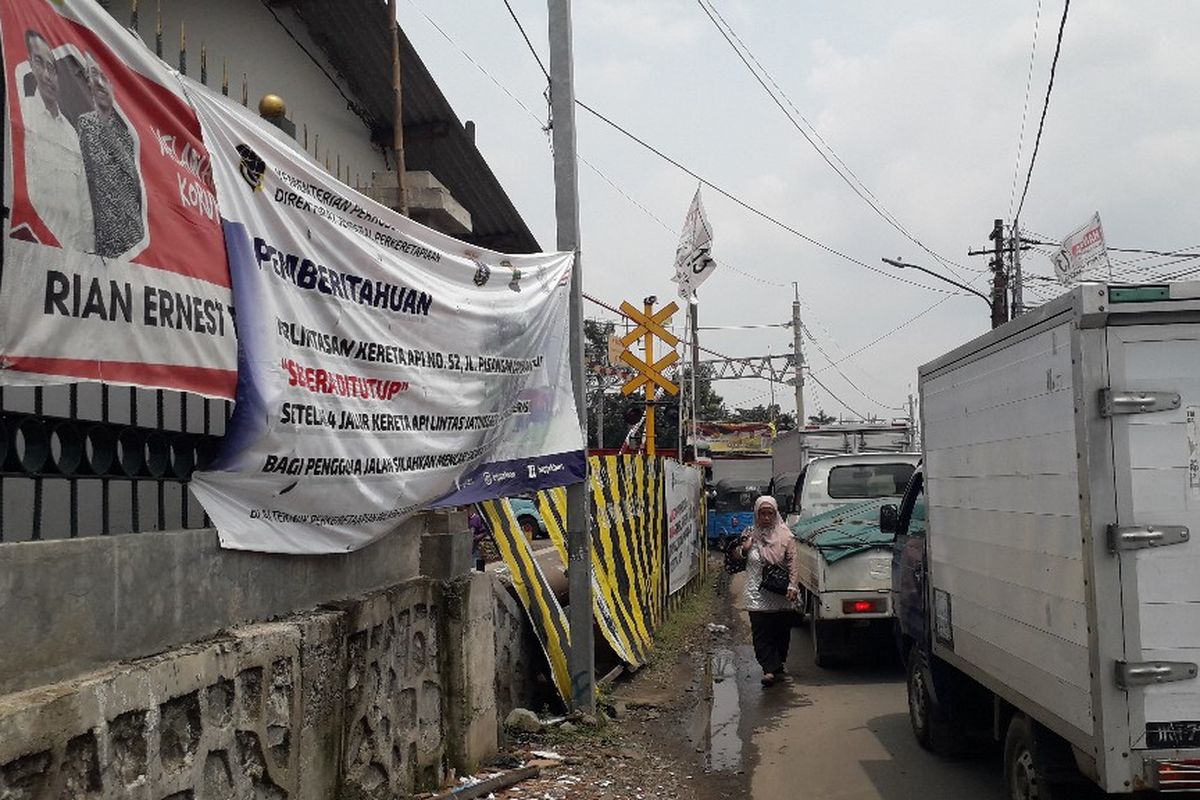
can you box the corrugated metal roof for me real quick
[292,0,541,254]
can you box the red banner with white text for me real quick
[0,0,235,397]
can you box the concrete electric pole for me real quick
[1011,221,1024,317]
[988,218,1009,329]
[791,283,805,426]
[548,0,594,713]
[689,294,699,453]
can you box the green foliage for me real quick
[730,403,796,431]
[584,319,727,451]
[807,408,837,425]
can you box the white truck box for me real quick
[918,282,1200,793]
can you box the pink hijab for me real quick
[751,496,792,565]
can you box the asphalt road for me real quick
[720,573,1007,800]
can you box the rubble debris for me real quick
[503,708,543,734]
[430,765,541,800]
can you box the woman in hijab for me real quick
[732,495,800,685]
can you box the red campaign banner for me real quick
[0,0,235,397]
[694,421,775,455]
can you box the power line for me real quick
[1008,0,1044,218]
[802,324,904,412]
[815,294,953,373]
[1109,246,1200,258]
[420,0,792,294]
[582,292,736,362]
[579,156,789,288]
[698,322,791,331]
[1014,0,1071,219]
[259,0,376,131]
[500,0,549,80]
[575,100,961,296]
[806,370,865,420]
[492,0,795,293]
[408,0,550,129]
[696,0,976,280]
[435,3,951,384]
[798,297,899,392]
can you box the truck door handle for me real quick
[1108,524,1190,552]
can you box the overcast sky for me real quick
[396,0,1200,419]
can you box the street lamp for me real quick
[881,258,992,305]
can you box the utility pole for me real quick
[907,393,917,450]
[643,296,657,457]
[689,294,700,452]
[1011,221,1024,317]
[596,384,604,450]
[676,334,684,459]
[970,221,1010,328]
[988,218,1008,329]
[768,349,777,428]
[388,0,408,214]
[791,283,805,427]
[548,0,594,714]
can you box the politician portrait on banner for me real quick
[0,0,235,397]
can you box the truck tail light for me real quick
[843,599,884,614]
[1158,760,1200,792]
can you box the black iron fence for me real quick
[0,1,365,542]
[0,384,228,541]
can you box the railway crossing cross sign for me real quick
[619,298,680,456]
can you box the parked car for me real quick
[508,496,548,540]
[788,453,919,666]
[786,452,918,525]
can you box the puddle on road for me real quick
[706,647,742,773]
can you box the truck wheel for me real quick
[1003,714,1082,800]
[1004,715,1057,800]
[906,648,963,756]
[810,597,836,668]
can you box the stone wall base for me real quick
[0,572,532,800]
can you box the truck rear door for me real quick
[1107,324,1200,750]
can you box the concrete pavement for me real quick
[716,572,1006,800]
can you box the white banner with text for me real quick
[185,80,584,554]
[666,459,704,595]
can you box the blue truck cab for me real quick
[884,466,928,655]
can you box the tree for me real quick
[583,318,614,377]
[583,319,627,448]
[581,320,729,452]
[808,408,837,426]
[730,403,795,431]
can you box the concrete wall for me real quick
[0,514,442,696]
[104,0,388,183]
[492,580,550,726]
[0,571,516,799]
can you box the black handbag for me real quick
[724,537,747,575]
[760,559,791,595]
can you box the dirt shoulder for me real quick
[444,565,748,800]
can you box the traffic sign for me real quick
[617,298,680,456]
[620,350,679,395]
[619,301,680,349]
[619,300,680,397]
